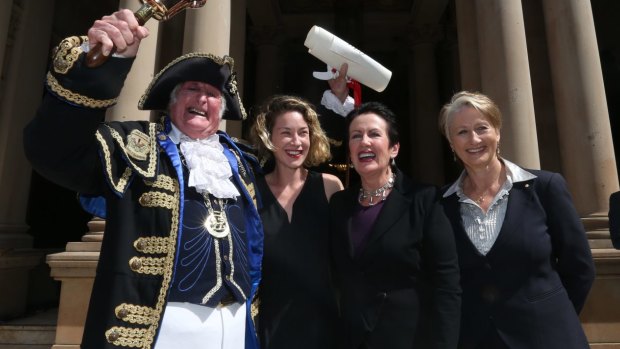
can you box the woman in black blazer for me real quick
[438,91,595,348]
[329,102,461,349]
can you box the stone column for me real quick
[249,25,284,105]
[0,0,55,319]
[542,0,619,216]
[408,25,444,186]
[106,0,160,122]
[542,3,620,341]
[454,0,481,91]
[183,0,231,131]
[226,0,247,139]
[475,0,540,169]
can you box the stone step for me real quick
[0,308,56,348]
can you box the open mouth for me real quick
[285,150,303,158]
[358,152,376,161]
[188,107,206,117]
[466,146,486,154]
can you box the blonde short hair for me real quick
[438,91,502,141]
[250,95,331,167]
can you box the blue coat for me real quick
[441,169,595,349]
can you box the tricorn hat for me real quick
[138,52,246,120]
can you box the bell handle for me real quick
[85,3,153,68]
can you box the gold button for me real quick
[135,240,146,251]
[139,196,151,206]
[107,329,120,342]
[130,258,142,271]
[117,307,129,319]
[158,135,167,141]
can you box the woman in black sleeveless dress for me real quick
[250,95,343,348]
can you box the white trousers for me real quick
[154,302,246,349]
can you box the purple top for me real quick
[350,200,385,257]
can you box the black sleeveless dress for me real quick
[257,171,339,349]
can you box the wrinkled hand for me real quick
[87,9,149,58]
[328,63,349,103]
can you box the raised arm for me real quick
[23,9,148,194]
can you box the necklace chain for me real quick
[475,190,488,205]
[358,173,395,206]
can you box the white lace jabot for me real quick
[169,125,240,199]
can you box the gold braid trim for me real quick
[95,130,133,193]
[108,173,180,347]
[141,183,180,348]
[139,52,233,109]
[105,327,147,347]
[107,124,159,178]
[47,72,117,108]
[115,304,157,325]
[138,191,176,209]
[143,174,176,192]
[52,35,86,74]
[228,72,247,119]
[128,256,165,275]
[133,236,171,254]
[251,296,260,323]
[231,149,257,207]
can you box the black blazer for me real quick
[329,169,461,349]
[441,169,595,349]
[610,191,620,249]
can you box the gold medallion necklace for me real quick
[203,194,230,238]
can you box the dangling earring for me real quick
[452,149,457,162]
[349,162,354,169]
[496,143,501,158]
[391,157,396,167]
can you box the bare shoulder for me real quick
[321,172,344,200]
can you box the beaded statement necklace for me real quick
[358,173,396,206]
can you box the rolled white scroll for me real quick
[304,25,392,92]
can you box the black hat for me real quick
[138,52,246,120]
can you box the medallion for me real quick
[204,211,230,238]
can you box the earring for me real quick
[496,143,501,158]
[390,157,396,167]
[452,149,457,162]
[349,162,354,169]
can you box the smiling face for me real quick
[448,106,501,170]
[270,111,310,170]
[169,81,224,139]
[348,112,399,181]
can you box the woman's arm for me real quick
[539,172,595,313]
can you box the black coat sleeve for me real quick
[539,172,595,313]
[24,92,106,195]
[23,36,135,195]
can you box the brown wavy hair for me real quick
[250,95,331,167]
